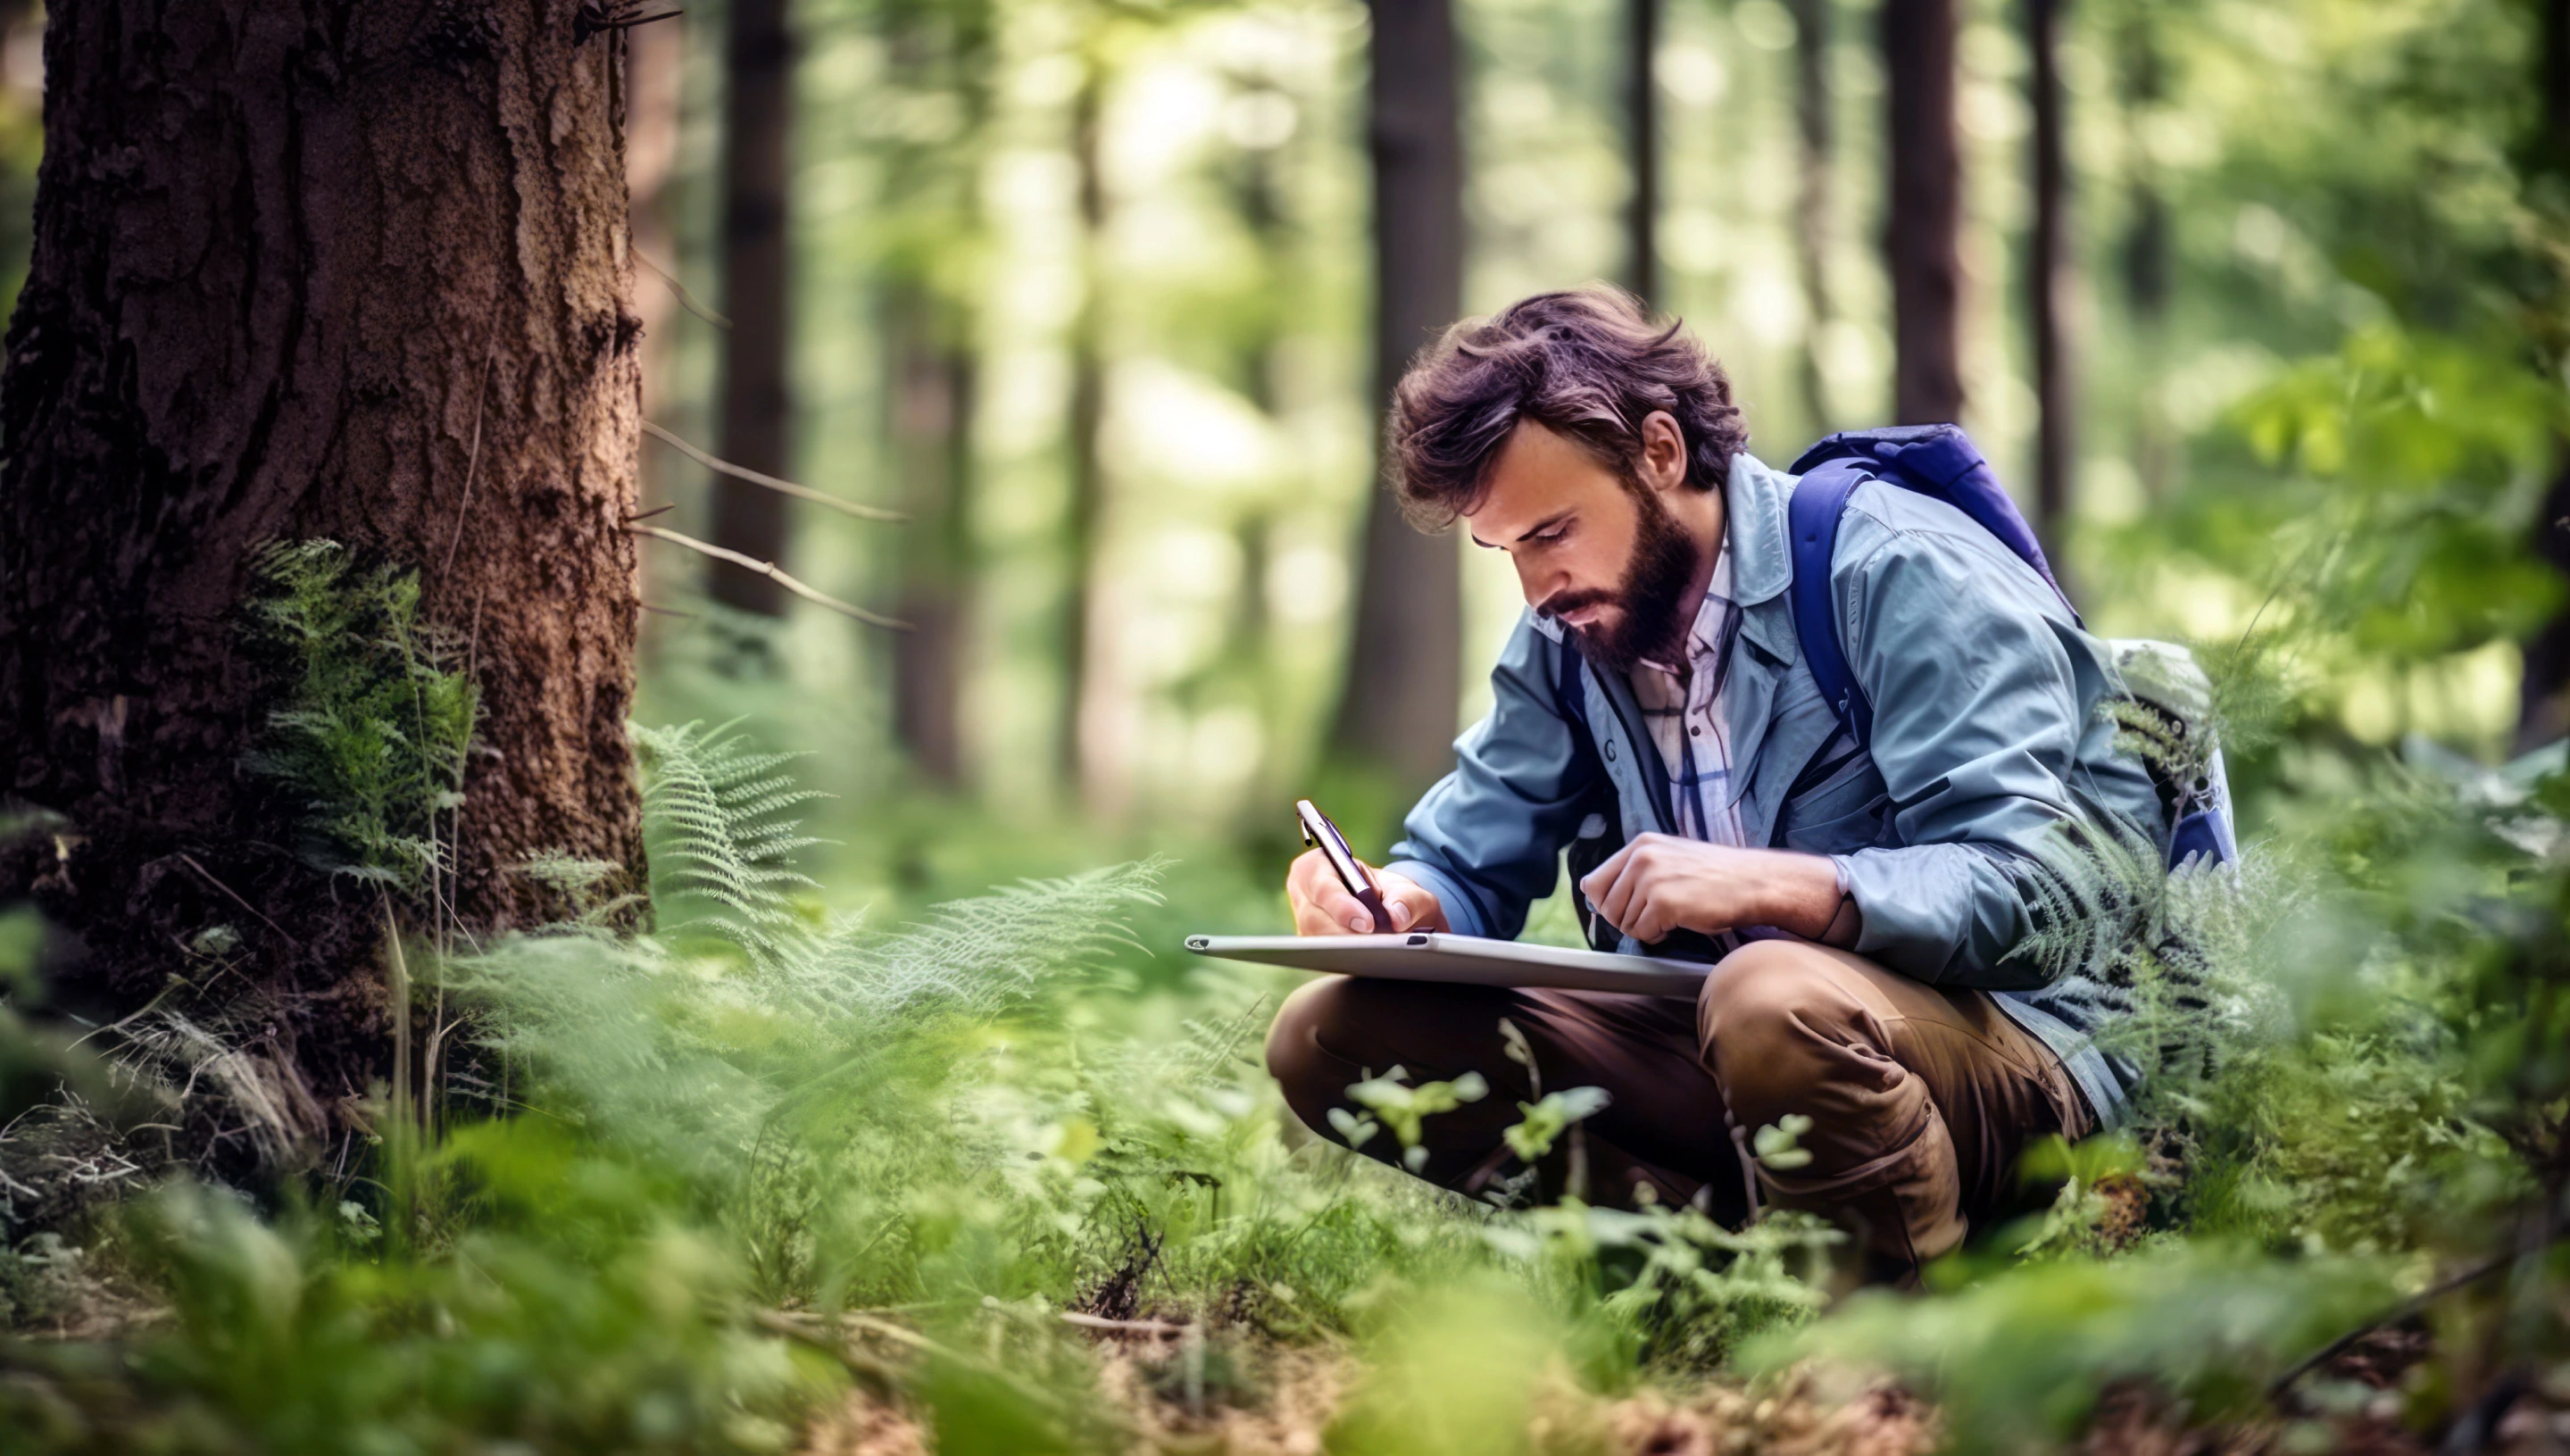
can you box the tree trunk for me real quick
[2027,0,2075,579]
[1789,0,1835,434]
[1626,0,1659,308]
[0,1,645,1141]
[888,287,975,787]
[2117,13,2172,499]
[2517,0,2570,753]
[1882,0,1965,425]
[1330,0,1465,803]
[711,0,794,618]
[1061,60,1116,807]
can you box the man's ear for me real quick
[1639,411,1690,494]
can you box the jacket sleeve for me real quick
[1827,523,2101,988]
[1384,613,1602,941]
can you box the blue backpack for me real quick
[1784,425,2234,871]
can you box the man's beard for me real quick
[1545,486,1703,674]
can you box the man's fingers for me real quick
[1582,839,1635,894]
[1587,858,1639,936]
[1288,850,1379,936]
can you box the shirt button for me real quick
[1689,727,1701,736]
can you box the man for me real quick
[1267,287,2167,1279]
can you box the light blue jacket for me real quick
[1385,451,2169,1122]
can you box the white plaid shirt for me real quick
[1629,542,1749,849]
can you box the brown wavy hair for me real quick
[1385,286,1749,528]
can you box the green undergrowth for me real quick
[6,570,2570,1452]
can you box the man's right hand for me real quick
[1286,850,1450,936]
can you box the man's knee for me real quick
[1699,941,1870,1118]
[1265,976,1366,1124]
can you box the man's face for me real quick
[1464,420,1706,673]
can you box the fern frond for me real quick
[632,720,832,969]
[778,860,1168,1028]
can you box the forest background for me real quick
[1,0,2568,1451]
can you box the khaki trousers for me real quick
[1264,938,2093,1275]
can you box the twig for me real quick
[176,853,299,946]
[442,345,500,580]
[633,249,731,329]
[2269,1227,2570,1402]
[641,420,905,522]
[1059,1311,1189,1336]
[628,524,911,629]
[637,602,696,619]
[624,503,678,523]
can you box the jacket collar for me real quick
[1723,453,1802,669]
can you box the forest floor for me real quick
[786,1314,2485,1456]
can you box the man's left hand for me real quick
[1576,834,1846,944]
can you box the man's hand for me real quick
[1287,850,1451,936]
[1577,834,1845,944]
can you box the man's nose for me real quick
[1515,557,1558,607]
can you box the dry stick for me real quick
[174,853,299,946]
[633,249,732,329]
[2268,1223,2570,1402]
[441,345,500,580]
[641,420,907,521]
[629,524,911,629]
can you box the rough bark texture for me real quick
[0,1,645,1142]
[1331,0,1465,800]
[1626,0,1659,308]
[711,0,794,617]
[2027,0,2075,581]
[1882,0,1966,425]
[1789,0,1834,433]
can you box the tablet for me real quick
[1183,932,1710,996]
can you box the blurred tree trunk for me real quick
[1330,0,1465,803]
[888,289,976,787]
[1626,0,1659,307]
[0,1,645,1134]
[1882,0,1965,425]
[2517,0,2570,752]
[2027,0,2074,580]
[881,4,994,792]
[2117,12,2173,499]
[1789,0,1834,434]
[711,0,794,618]
[1061,60,1117,807]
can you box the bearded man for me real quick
[1266,287,2170,1282]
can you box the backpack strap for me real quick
[1786,459,1876,749]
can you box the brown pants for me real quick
[1264,938,2093,1274]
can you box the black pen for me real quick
[1296,798,1394,934]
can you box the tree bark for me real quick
[1789,0,1835,434]
[0,1,645,1138]
[711,0,794,617]
[1882,0,1966,425]
[1330,0,1465,802]
[1626,0,1659,308]
[2027,0,2075,579]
